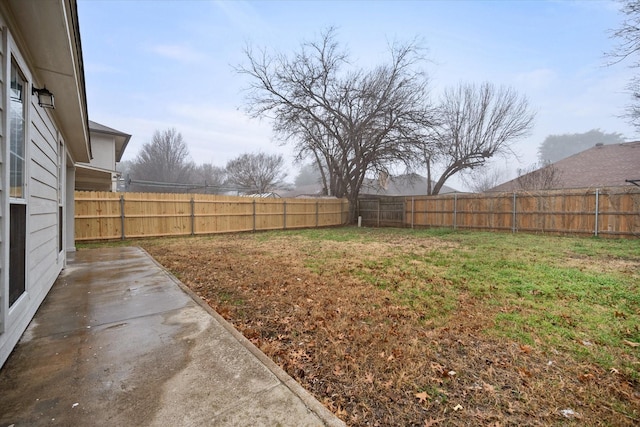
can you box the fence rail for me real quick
[357,187,640,238]
[75,191,349,241]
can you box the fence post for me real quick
[190,197,195,236]
[119,194,126,240]
[283,200,287,229]
[316,201,319,228]
[411,197,415,229]
[512,193,517,234]
[252,199,256,232]
[345,199,349,225]
[594,189,599,237]
[377,199,381,227]
[453,193,457,230]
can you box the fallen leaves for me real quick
[142,233,640,427]
[363,372,374,384]
[423,417,445,426]
[415,391,430,404]
[519,344,532,354]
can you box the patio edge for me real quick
[140,247,346,427]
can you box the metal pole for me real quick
[120,195,125,240]
[283,200,287,229]
[252,199,256,232]
[190,198,195,236]
[512,193,516,234]
[594,189,599,237]
[411,197,415,229]
[453,193,457,230]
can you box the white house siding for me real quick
[89,134,115,170]
[0,18,66,367]
[28,103,64,302]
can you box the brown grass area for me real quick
[142,233,639,426]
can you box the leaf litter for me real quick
[142,233,639,426]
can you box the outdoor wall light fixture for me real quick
[32,85,55,109]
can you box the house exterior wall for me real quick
[0,16,68,367]
[0,25,4,338]
[87,133,115,170]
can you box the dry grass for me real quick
[139,228,640,426]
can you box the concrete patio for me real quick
[0,246,344,427]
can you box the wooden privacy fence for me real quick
[358,187,640,238]
[75,191,350,241]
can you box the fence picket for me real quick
[356,187,639,238]
[75,192,349,241]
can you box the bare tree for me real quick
[294,163,322,187]
[461,165,508,193]
[610,0,640,130]
[237,28,431,221]
[537,129,624,163]
[424,82,535,195]
[129,128,195,192]
[194,163,227,193]
[225,152,288,194]
[516,162,562,190]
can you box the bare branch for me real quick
[426,82,535,195]
[237,28,432,221]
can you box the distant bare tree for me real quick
[537,129,624,163]
[194,163,227,193]
[294,163,322,187]
[424,82,535,195]
[225,152,288,194]
[238,28,431,220]
[129,128,195,192]
[516,162,562,190]
[610,0,640,130]
[461,166,508,193]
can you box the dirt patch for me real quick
[142,234,639,426]
[564,253,640,278]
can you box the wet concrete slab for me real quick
[0,247,344,427]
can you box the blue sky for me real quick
[77,0,637,188]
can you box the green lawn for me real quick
[283,227,640,380]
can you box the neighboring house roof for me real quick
[74,164,117,192]
[360,173,457,196]
[88,120,131,162]
[279,173,457,197]
[240,192,282,198]
[76,120,131,191]
[279,183,325,198]
[5,0,90,162]
[282,173,457,198]
[490,141,640,192]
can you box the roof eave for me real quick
[6,0,90,162]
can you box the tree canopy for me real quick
[537,129,624,163]
[129,128,195,192]
[425,82,534,195]
[610,0,640,130]
[238,29,535,215]
[225,152,288,194]
[238,28,431,220]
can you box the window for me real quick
[9,204,26,306]
[9,59,27,307]
[10,59,27,199]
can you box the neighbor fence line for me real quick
[75,191,349,241]
[357,186,640,238]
